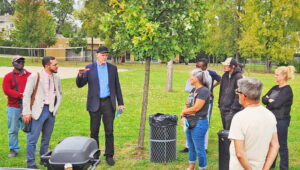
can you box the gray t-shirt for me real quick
[190,86,210,118]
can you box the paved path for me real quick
[0,66,128,79]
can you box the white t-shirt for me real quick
[228,105,277,170]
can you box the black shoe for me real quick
[106,157,115,166]
[8,149,17,157]
[27,165,38,169]
[206,149,208,154]
[179,147,189,153]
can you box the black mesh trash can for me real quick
[149,113,178,163]
[218,130,231,170]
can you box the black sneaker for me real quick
[179,147,189,153]
[8,149,17,157]
[27,165,38,169]
[106,157,115,166]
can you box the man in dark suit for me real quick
[76,46,124,166]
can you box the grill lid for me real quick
[49,136,98,164]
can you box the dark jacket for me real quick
[262,85,293,120]
[218,67,243,113]
[76,62,124,112]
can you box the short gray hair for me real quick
[237,77,263,101]
[190,68,210,89]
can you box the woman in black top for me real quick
[262,66,295,170]
[181,68,210,170]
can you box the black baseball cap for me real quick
[96,46,109,53]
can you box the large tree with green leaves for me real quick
[239,0,300,72]
[101,0,207,149]
[12,0,57,48]
[0,0,15,15]
[201,0,245,63]
[45,0,74,34]
[77,0,127,64]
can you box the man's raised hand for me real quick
[78,68,90,77]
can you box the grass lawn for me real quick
[0,61,299,169]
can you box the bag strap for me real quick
[193,90,198,105]
[11,72,19,92]
[30,72,40,110]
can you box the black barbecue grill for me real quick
[41,136,100,170]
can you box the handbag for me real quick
[186,115,198,129]
[23,72,40,133]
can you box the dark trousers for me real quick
[220,110,234,130]
[271,119,290,170]
[89,97,115,158]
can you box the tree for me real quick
[12,0,57,48]
[102,0,207,149]
[239,0,300,72]
[45,0,74,34]
[0,0,15,15]
[201,0,245,63]
[61,22,74,38]
[77,0,126,63]
[69,36,87,54]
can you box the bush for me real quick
[291,59,300,73]
[0,39,13,46]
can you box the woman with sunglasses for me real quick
[181,68,210,170]
[262,66,295,170]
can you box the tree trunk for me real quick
[236,1,241,63]
[265,58,272,72]
[235,49,240,62]
[166,59,173,92]
[111,56,115,64]
[138,57,151,149]
[266,59,272,73]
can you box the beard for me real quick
[50,68,57,73]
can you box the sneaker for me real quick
[106,157,115,166]
[27,165,38,169]
[8,149,17,157]
[179,147,189,153]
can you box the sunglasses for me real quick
[15,60,25,64]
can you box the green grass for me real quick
[0,62,299,169]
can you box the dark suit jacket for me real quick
[76,62,124,112]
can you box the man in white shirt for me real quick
[229,77,279,170]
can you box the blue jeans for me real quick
[208,101,213,124]
[271,119,290,170]
[27,106,55,167]
[6,106,22,153]
[186,119,209,169]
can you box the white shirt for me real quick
[42,69,55,105]
[228,105,277,170]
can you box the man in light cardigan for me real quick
[22,56,62,169]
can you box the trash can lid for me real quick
[149,113,178,127]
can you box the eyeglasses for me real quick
[235,89,243,95]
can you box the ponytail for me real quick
[287,66,295,80]
[276,66,295,81]
[190,68,210,90]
